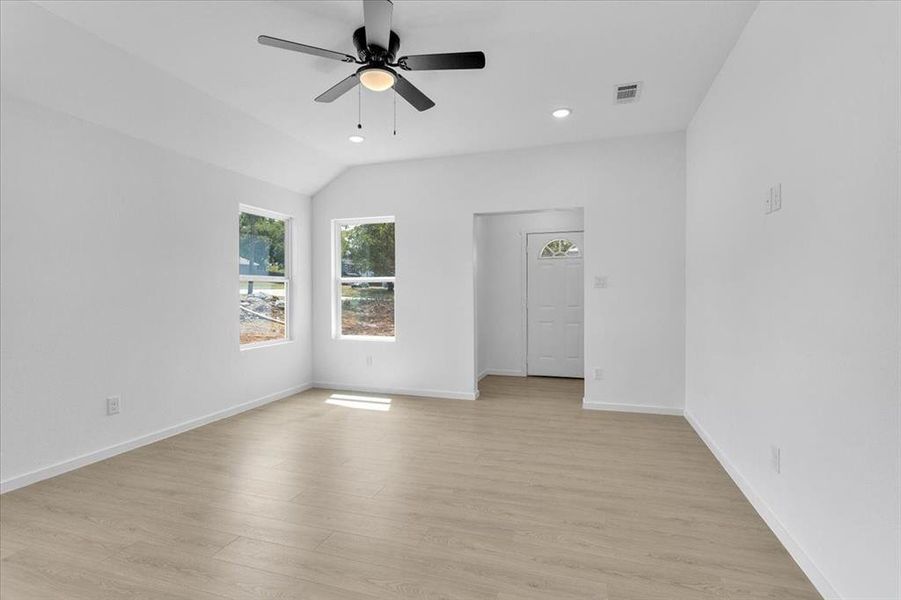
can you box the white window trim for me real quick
[239,204,292,349]
[240,337,293,351]
[332,216,396,342]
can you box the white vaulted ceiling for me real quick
[1,1,757,193]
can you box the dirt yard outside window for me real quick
[341,284,395,337]
[240,287,286,344]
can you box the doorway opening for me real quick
[474,208,585,397]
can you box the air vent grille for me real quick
[615,82,642,104]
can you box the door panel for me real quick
[527,232,584,378]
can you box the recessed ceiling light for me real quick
[348,135,365,143]
[552,108,572,119]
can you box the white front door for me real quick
[527,232,584,378]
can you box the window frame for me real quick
[239,204,292,350]
[332,216,396,342]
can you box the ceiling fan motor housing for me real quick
[353,27,400,64]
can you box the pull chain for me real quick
[393,89,397,136]
[357,84,362,130]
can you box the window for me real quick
[539,238,581,258]
[334,217,395,339]
[239,207,290,346]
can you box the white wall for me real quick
[685,2,900,598]
[475,209,584,378]
[0,94,313,490]
[313,133,685,409]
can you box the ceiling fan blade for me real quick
[315,74,360,103]
[363,0,393,51]
[393,74,435,112]
[258,35,356,63]
[399,51,486,71]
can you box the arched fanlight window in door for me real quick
[539,238,581,258]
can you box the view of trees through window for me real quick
[539,238,581,258]
[240,213,285,277]
[339,220,395,337]
[240,211,288,345]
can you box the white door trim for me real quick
[521,228,584,376]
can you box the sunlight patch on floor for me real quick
[325,393,392,411]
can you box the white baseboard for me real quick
[314,381,477,401]
[582,398,684,416]
[478,368,527,381]
[684,410,840,600]
[0,383,312,494]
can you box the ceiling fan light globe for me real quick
[359,67,396,92]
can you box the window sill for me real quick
[240,338,294,351]
[336,335,396,343]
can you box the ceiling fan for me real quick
[258,0,485,112]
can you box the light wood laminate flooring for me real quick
[0,376,820,599]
